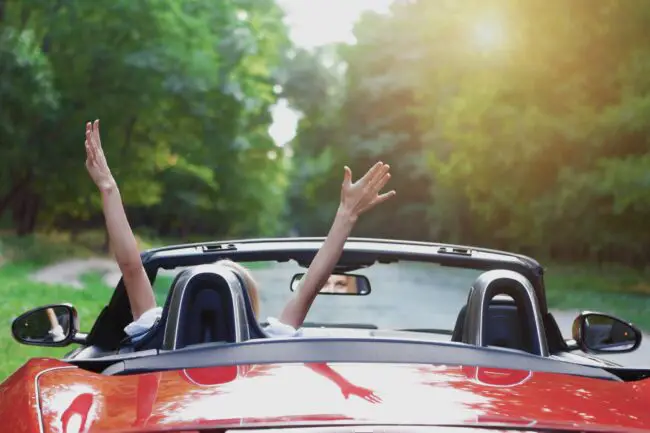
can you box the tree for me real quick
[0,0,291,239]
[289,0,650,264]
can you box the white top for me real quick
[124,306,301,343]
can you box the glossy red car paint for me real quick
[1,358,649,433]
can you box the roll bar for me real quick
[462,270,549,357]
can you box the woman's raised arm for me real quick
[278,162,396,328]
[85,119,156,320]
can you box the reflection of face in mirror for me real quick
[583,315,637,352]
[15,306,71,344]
[321,274,358,294]
[290,273,370,295]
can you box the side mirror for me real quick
[290,273,371,295]
[572,311,642,354]
[11,304,80,347]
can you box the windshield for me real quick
[245,260,484,332]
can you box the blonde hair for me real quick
[217,259,260,318]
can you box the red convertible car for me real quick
[2,238,649,433]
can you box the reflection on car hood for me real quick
[37,361,650,433]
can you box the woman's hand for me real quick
[339,162,396,221]
[277,161,396,329]
[85,119,116,191]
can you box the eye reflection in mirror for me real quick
[323,274,357,294]
[290,273,371,295]
[12,304,75,346]
[573,311,642,354]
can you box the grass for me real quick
[0,263,107,379]
[544,263,650,331]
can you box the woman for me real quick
[84,119,396,341]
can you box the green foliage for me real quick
[544,262,650,331]
[281,47,349,234]
[287,0,650,264]
[0,0,291,239]
[3,0,650,263]
[0,232,99,265]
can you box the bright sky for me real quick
[268,0,395,147]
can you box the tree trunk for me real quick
[122,116,137,158]
[0,174,32,219]
[12,187,40,236]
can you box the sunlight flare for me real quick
[472,18,506,51]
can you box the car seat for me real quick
[175,274,235,348]
[452,296,533,353]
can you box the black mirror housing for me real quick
[11,304,80,347]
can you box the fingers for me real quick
[86,122,92,151]
[84,139,92,161]
[85,126,96,162]
[370,163,390,187]
[90,120,99,148]
[359,162,390,190]
[343,166,352,186]
[85,119,107,166]
[376,190,397,203]
[359,161,383,183]
[93,119,102,149]
[365,190,396,212]
[86,122,94,148]
[371,171,391,194]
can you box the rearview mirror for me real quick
[572,311,642,354]
[290,273,371,295]
[11,304,79,347]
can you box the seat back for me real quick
[452,297,536,354]
[177,276,234,348]
[483,302,527,350]
[162,265,252,350]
